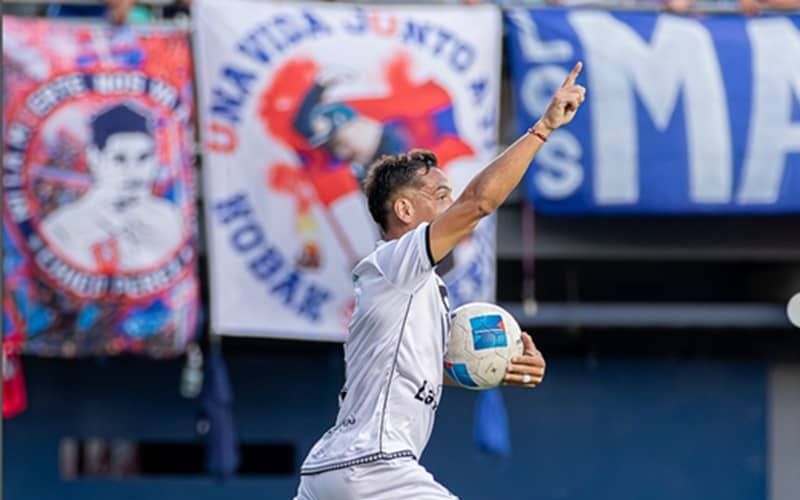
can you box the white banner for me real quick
[195,0,500,341]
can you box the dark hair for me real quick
[363,149,438,232]
[91,103,152,150]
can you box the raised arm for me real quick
[428,62,585,264]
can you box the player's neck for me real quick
[383,224,413,242]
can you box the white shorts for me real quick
[294,457,458,500]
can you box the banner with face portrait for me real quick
[2,17,199,357]
[195,0,500,341]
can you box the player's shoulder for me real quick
[352,244,382,277]
[351,239,400,288]
[353,224,434,290]
[354,231,408,269]
[376,223,428,255]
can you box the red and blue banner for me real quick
[2,17,199,357]
[195,0,501,341]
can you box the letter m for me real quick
[569,12,732,205]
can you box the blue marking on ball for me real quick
[469,314,508,350]
[444,362,478,388]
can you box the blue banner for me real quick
[506,9,800,214]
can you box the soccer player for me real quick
[295,62,586,500]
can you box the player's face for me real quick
[411,167,453,223]
[89,132,158,199]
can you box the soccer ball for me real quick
[444,302,524,390]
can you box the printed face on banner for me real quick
[88,121,158,202]
[258,53,476,269]
[196,1,501,340]
[38,102,185,274]
[2,17,199,357]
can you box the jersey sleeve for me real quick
[373,222,436,292]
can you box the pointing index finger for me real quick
[562,61,583,88]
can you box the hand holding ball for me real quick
[444,302,524,390]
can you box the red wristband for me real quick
[528,126,548,143]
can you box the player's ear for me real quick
[393,196,415,225]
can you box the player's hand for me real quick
[539,61,586,132]
[503,332,545,388]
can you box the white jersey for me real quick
[301,222,451,475]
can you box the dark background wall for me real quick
[4,341,769,500]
